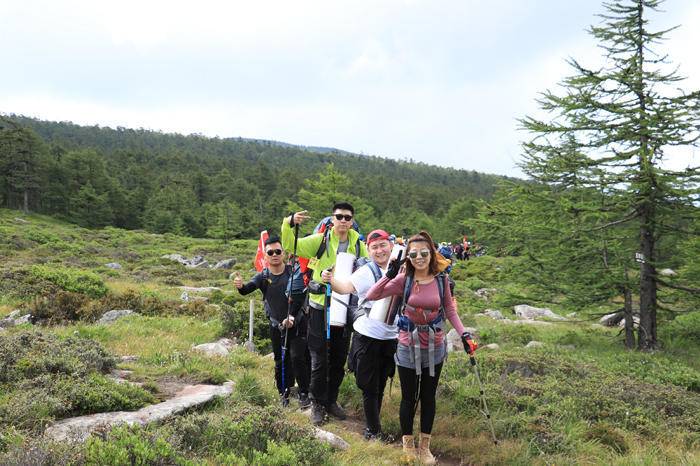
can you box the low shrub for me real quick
[662,312,700,344]
[221,302,271,353]
[29,265,108,298]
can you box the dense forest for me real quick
[0,115,512,241]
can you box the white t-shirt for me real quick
[350,262,398,340]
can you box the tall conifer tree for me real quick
[520,0,700,349]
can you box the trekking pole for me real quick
[463,336,498,445]
[281,223,300,405]
[324,274,332,396]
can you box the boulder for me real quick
[8,310,21,319]
[501,319,553,326]
[446,329,462,353]
[14,217,29,224]
[659,268,677,277]
[213,258,237,270]
[474,288,497,299]
[566,312,577,319]
[525,341,544,349]
[189,260,210,269]
[193,342,230,357]
[600,312,624,327]
[44,382,234,443]
[178,286,222,293]
[313,427,349,450]
[483,309,505,320]
[98,310,138,325]
[105,262,122,270]
[14,314,32,325]
[162,253,186,263]
[513,304,566,321]
[618,316,640,328]
[120,355,139,363]
[483,343,500,351]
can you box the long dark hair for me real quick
[404,231,439,277]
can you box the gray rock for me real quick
[659,268,677,277]
[120,355,139,363]
[213,258,237,270]
[474,288,497,299]
[501,319,553,326]
[484,309,505,320]
[446,329,462,353]
[14,314,32,325]
[618,316,640,328]
[178,286,222,293]
[162,253,186,263]
[8,310,21,319]
[513,304,566,321]
[98,310,138,325]
[264,352,275,359]
[313,427,349,450]
[44,382,234,442]
[525,341,544,349]
[105,262,122,270]
[216,338,236,350]
[193,342,229,357]
[190,255,205,266]
[566,312,577,318]
[483,343,500,351]
[188,260,210,269]
[14,217,29,224]
[600,312,623,327]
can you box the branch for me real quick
[656,277,700,295]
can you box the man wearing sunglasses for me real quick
[234,236,311,409]
[322,229,398,441]
[282,202,368,425]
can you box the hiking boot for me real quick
[326,401,347,420]
[311,403,326,426]
[298,392,311,409]
[401,435,417,462]
[418,433,437,465]
[363,428,394,443]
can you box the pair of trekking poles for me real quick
[280,223,333,408]
[409,334,498,446]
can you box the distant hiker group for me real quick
[234,202,479,465]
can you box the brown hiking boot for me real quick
[402,435,416,462]
[418,433,437,465]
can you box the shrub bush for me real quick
[29,265,108,298]
[221,302,271,353]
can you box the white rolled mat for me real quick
[330,252,354,326]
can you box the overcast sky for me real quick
[1,0,698,177]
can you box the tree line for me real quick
[0,115,509,241]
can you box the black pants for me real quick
[307,323,350,406]
[270,323,311,396]
[348,332,397,434]
[398,362,443,435]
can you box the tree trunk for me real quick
[623,268,635,349]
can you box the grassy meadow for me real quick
[1,208,699,465]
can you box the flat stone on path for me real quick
[44,382,234,443]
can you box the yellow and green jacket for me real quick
[281,217,368,308]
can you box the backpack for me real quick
[389,272,448,332]
[259,264,305,299]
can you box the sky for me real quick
[1,0,699,177]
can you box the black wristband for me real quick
[288,213,295,227]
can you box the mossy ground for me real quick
[1,208,699,465]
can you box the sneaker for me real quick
[326,401,347,420]
[311,403,326,426]
[298,392,311,409]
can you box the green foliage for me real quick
[585,422,628,454]
[220,302,271,353]
[662,312,700,344]
[479,325,537,345]
[29,265,107,298]
[0,331,153,432]
[85,424,186,465]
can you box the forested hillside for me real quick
[0,115,511,240]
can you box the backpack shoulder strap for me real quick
[315,229,331,259]
[355,238,362,258]
[399,274,414,316]
[367,261,382,282]
[436,272,446,315]
[260,268,271,297]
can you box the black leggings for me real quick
[398,363,443,435]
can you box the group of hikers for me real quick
[234,202,479,464]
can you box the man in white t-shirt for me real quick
[322,229,398,441]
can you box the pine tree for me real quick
[0,118,47,212]
[519,0,700,349]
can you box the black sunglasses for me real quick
[266,249,283,256]
[408,249,430,259]
[334,213,353,222]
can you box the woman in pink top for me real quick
[366,231,472,464]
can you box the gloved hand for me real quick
[385,251,405,279]
[461,332,478,354]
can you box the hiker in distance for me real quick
[321,229,398,441]
[282,203,369,425]
[366,231,476,465]
[234,236,311,409]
